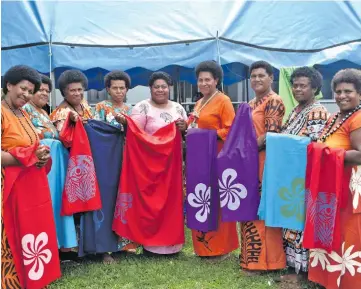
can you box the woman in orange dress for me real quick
[1,65,52,289]
[240,61,286,272]
[308,69,361,289]
[50,69,93,131]
[189,61,239,259]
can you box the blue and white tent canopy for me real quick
[2,1,361,87]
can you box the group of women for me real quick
[1,60,361,289]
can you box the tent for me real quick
[2,1,361,90]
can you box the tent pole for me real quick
[48,33,55,111]
[216,31,224,92]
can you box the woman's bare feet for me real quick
[102,253,115,264]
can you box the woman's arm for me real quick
[217,99,235,141]
[130,103,148,131]
[1,150,21,167]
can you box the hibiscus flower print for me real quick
[218,168,247,211]
[22,232,52,281]
[187,183,211,223]
[278,177,305,222]
[327,243,361,287]
[310,248,330,270]
[106,112,116,124]
[350,166,361,212]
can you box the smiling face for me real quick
[335,82,361,113]
[250,68,273,96]
[292,76,316,104]
[32,83,50,108]
[107,80,127,104]
[197,71,218,97]
[64,82,84,106]
[150,79,169,104]
[6,80,35,109]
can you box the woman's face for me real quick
[150,79,169,104]
[32,83,50,108]
[107,80,127,104]
[64,82,84,106]
[197,71,218,97]
[335,82,361,113]
[6,80,35,109]
[292,76,316,104]
[250,68,273,95]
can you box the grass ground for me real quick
[50,228,323,289]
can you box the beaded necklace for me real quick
[319,104,361,143]
[3,99,38,145]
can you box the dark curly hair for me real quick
[58,70,88,97]
[39,74,53,92]
[3,65,41,94]
[331,69,361,94]
[249,61,274,76]
[104,70,131,89]
[148,71,173,87]
[290,67,323,95]
[195,61,223,85]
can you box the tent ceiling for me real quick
[2,1,361,84]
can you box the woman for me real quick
[240,61,286,273]
[1,65,53,288]
[50,69,93,131]
[94,70,137,253]
[118,71,187,255]
[23,74,78,256]
[94,70,132,128]
[188,61,239,260]
[23,74,58,139]
[49,69,93,261]
[308,69,361,289]
[280,67,328,282]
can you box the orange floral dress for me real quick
[240,92,287,271]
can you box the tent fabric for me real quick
[2,1,361,85]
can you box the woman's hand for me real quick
[257,135,266,151]
[35,145,51,168]
[176,119,187,132]
[69,111,79,122]
[115,113,127,125]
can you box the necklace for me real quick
[190,90,219,128]
[282,101,315,131]
[65,100,84,116]
[319,104,361,143]
[194,90,219,117]
[3,99,38,145]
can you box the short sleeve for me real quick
[217,97,235,141]
[50,107,71,132]
[130,101,149,130]
[264,95,285,133]
[306,106,329,140]
[349,111,361,132]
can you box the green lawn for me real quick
[50,228,321,289]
